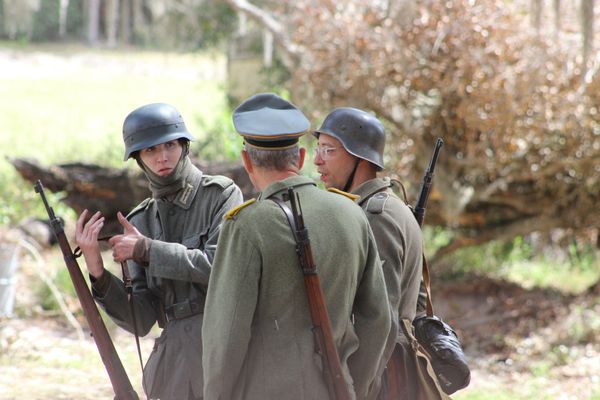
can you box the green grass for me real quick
[427,228,600,295]
[502,258,600,294]
[0,44,230,225]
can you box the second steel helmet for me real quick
[122,103,195,160]
[314,107,385,170]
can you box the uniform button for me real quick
[185,324,192,333]
[169,209,176,216]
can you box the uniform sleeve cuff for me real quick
[132,237,152,266]
[90,270,111,296]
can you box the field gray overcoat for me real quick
[353,177,424,399]
[202,175,391,400]
[92,167,242,399]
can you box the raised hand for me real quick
[108,211,145,262]
[75,209,105,278]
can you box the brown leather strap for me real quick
[422,254,434,317]
[121,261,146,393]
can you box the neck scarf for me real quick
[139,153,195,199]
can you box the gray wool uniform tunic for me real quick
[352,177,424,399]
[202,175,391,400]
[91,166,243,400]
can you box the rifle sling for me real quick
[270,197,315,275]
[120,261,146,390]
[422,254,434,317]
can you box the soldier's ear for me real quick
[241,150,254,174]
[298,147,306,170]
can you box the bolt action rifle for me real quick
[270,188,351,400]
[385,138,470,397]
[35,180,139,400]
[410,138,470,395]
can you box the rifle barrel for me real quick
[414,138,444,227]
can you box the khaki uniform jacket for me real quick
[92,166,243,399]
[352,177,424,398]
[202,176,391,400]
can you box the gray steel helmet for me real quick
[314,107,385,170]
[122,103,195,160]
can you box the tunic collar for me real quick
[259,175,317,200]
[352,177,393,206]
[172,166,203,210]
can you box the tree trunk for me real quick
[581,0,594,70]
[58,0,70,39]
[553,0,561,38]
[131,0,143,44]
[531,0,543,31]
[105,0,119,47]
[86,0,101,45]
[119,0,131,44]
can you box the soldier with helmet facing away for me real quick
[75,103,243,399]
[313,108,425,399]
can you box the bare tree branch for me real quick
[225,0,302,67]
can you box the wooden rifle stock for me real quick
[286,188,352,400]
[35,180,139,400]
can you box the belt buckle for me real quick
[172,299,192,320]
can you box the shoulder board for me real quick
[126,198,152,219]
[366,192,389,214]
[225,198,256,220]
[201,175,233,188]
[327,187,360,202]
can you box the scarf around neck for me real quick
[139,154,195,199]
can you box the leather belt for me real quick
[164,299,204,322]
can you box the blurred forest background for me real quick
[0,0,599,399]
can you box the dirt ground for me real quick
[1,256,599,399]
[436,277,600,399]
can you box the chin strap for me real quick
[342,159,360,192]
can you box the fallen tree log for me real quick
[9,157,255,236]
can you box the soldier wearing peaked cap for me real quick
[314,108,434,399]
[75,102,243,399]
[202,93,392,400]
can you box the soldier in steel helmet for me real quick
[202,94,391,400]
[313,108,425,399]
[75,103,243,399]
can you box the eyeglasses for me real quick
[313,146,339,161]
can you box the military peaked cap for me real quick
[233,93,310,149]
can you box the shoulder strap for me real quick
[225,198,256,220]
[327,187,360,202]
[365,192,389,214]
